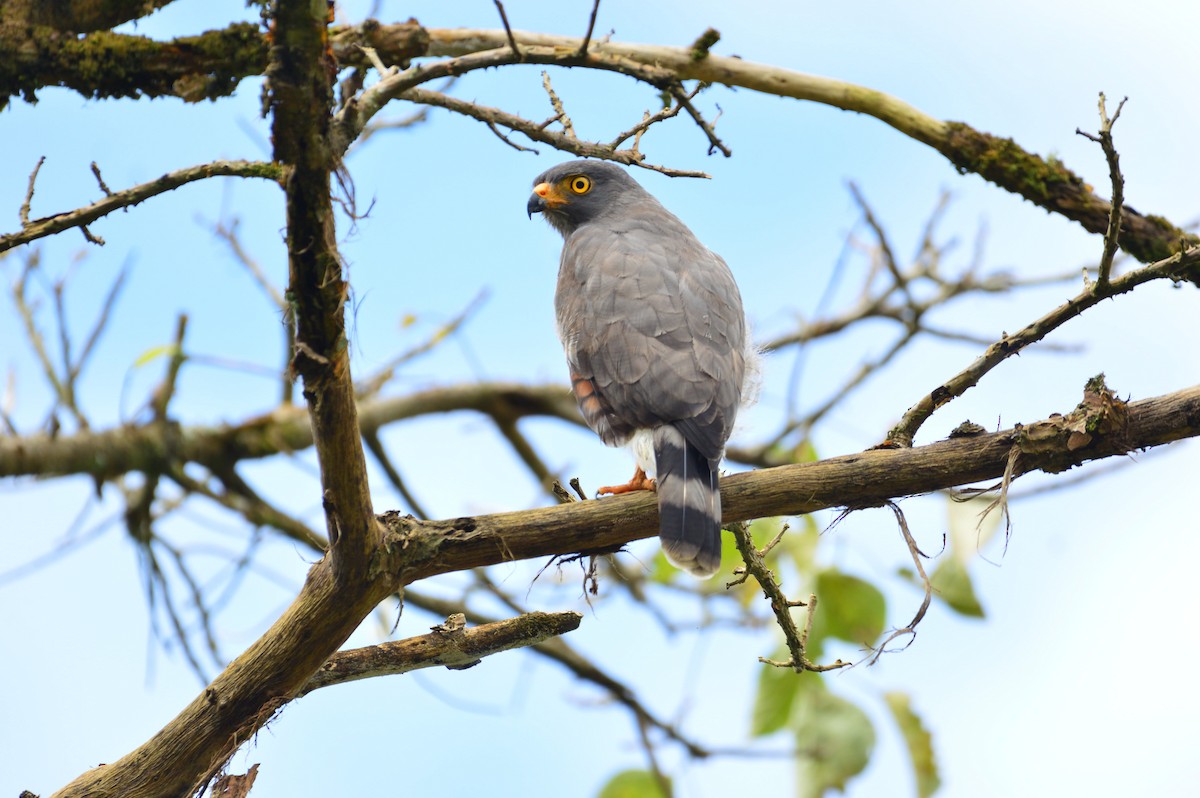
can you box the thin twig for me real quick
[486,121,539,153]
[68,262,128,387]
[887,242,1200,446]
[1076,93,1128,293]
[208,217,286,309]
[395,86,708,177]
[541,71,576,139]
[577,0,602,57]
[90,162,114,197]
[357,44,396,77]
[849,182,915,307]
[12,253,74,424]
[727,521,849,673]
[1,160,285,254]
[166,464,327,552]
[20,156,46,225]
[608,86,697,150]
[492,0,521,58]
[668,84,731,157]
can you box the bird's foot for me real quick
[597,466,657,495]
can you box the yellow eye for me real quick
[568,175,592,194]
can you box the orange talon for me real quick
[597,466,657,496]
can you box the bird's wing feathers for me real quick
[556,211,746,460]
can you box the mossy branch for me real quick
[5,20,1196,262]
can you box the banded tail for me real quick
[653,425,723,578]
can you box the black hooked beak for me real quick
[527,181,553,219]
[526,193,546,219]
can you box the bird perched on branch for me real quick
[527,159,753,578]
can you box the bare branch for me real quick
[150,315,189,420]
[90,162,114,197]
[300,611,584,694]
[402,588,714,759]
[49,376,1200,798]
[608,97,689,150]
[492,1,522,58]
[541,71,576,139]
[208,217,286,310]
[577,0,603,57]
[418,27,1196,263]
[0,160,285,254]
[394,86,708,177]
[384,381,1200,583]
[23,0,182,33]
[0,382,580,480]
[19,156,45,226]
[887,244,1200,446]
[668,84,731,157]
[848,182,913,306]
[11,253,79,427]
[166,465,328,552]
[486,121,539,153]
[728,522,848,673]
[68,263,129,388]
[1076,93,1128,292]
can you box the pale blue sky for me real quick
[2,2,1198,796]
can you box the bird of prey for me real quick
[527,159,751,578]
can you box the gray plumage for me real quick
[527,160,748,578]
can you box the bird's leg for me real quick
[597,466,657,495]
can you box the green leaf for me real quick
[811,569,887,646]
[132,344,181,368]
[794,688,875,798]
[750,651,822,736]
[596,769,670,798]
[884,692,941,798]
[928,557,985,618]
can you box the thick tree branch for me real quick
[267,0,379,582]
[0,19,429,106]
[11,0,181,33]
[382,382,1200,583]
[0,382,578,479]
[0,22,267,105]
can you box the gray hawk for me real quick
[527,159,750,578]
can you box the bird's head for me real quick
[527,160,641,237]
